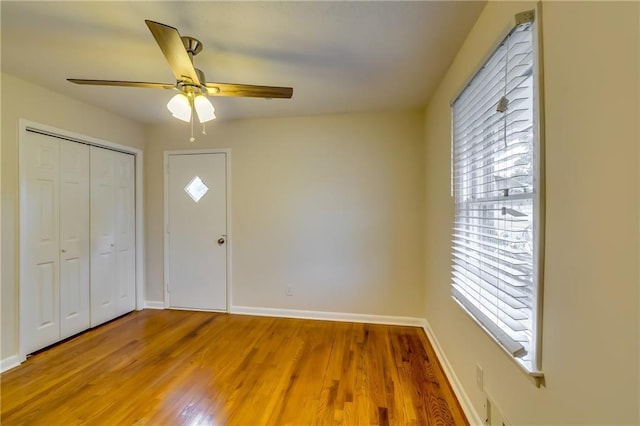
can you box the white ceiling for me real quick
[1,1,485,124]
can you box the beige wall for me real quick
[424,1,639,424]
[145,110,426,317]
[1,73,145,359]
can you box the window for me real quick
[451,10,543,375]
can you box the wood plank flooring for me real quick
[1,310,467,425]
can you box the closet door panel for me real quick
[90,147,117,326]
[114,152,136,314]
[22,132,60,354]
[59,140,90,338]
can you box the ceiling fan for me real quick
[68,20,293,140]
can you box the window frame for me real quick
[449,7,545,380]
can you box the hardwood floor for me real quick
[1,310,467,425]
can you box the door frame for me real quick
[163,149,232,311]
[18,119,145,362]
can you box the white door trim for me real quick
[18,119,145,363]
[163,149,232,311]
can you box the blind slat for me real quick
[452,271,528,309]
[453,214,529,225]
[453,239,530,265]
[452,279,529,330]
[452,264,530,302]
[453,226,529,244]
[453,221,533,236]
[452,248,531,277]
[452,261,531,300]
[454,192,534,205]
[454,118,532,164]
[452,233,529,255]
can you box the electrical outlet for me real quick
[476,364,483,390]
[286,285,293,296]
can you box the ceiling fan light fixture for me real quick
[194,95,216,123]
[167,93,191,122]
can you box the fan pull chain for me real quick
[190,109,195,143]
[202,123,207,135]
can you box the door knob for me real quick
[217,237,225,245]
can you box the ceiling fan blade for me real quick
[206,83,293,99]
[68,79,175,89]
[145,20,201,86]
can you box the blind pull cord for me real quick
[497,37,510,149]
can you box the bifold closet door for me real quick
[59,141,91,339]
[90,147,136,326]
[22,132,61,354]
[114,152,135,315]
[22,133,90,354]
[90,147,117,326]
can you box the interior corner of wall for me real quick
[421,318,483,426]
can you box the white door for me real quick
[22,132,61,354]
[114,152,136,315]
[167,153,227,311]
[59,140,90,339]
[90,147,117,326]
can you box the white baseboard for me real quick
[421,319,483,426]
[1,354,24,373]
[144,301,165,310]
[230,305,424,327]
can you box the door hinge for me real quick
[166,283,170,293]
[166,224,170,234]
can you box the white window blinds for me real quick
[451,12,542,374]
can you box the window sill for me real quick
[453,298,545,387]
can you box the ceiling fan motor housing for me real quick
[177,68,210,96]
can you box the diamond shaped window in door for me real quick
[184,176,209,203]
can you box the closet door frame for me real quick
[18,119,145,363]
